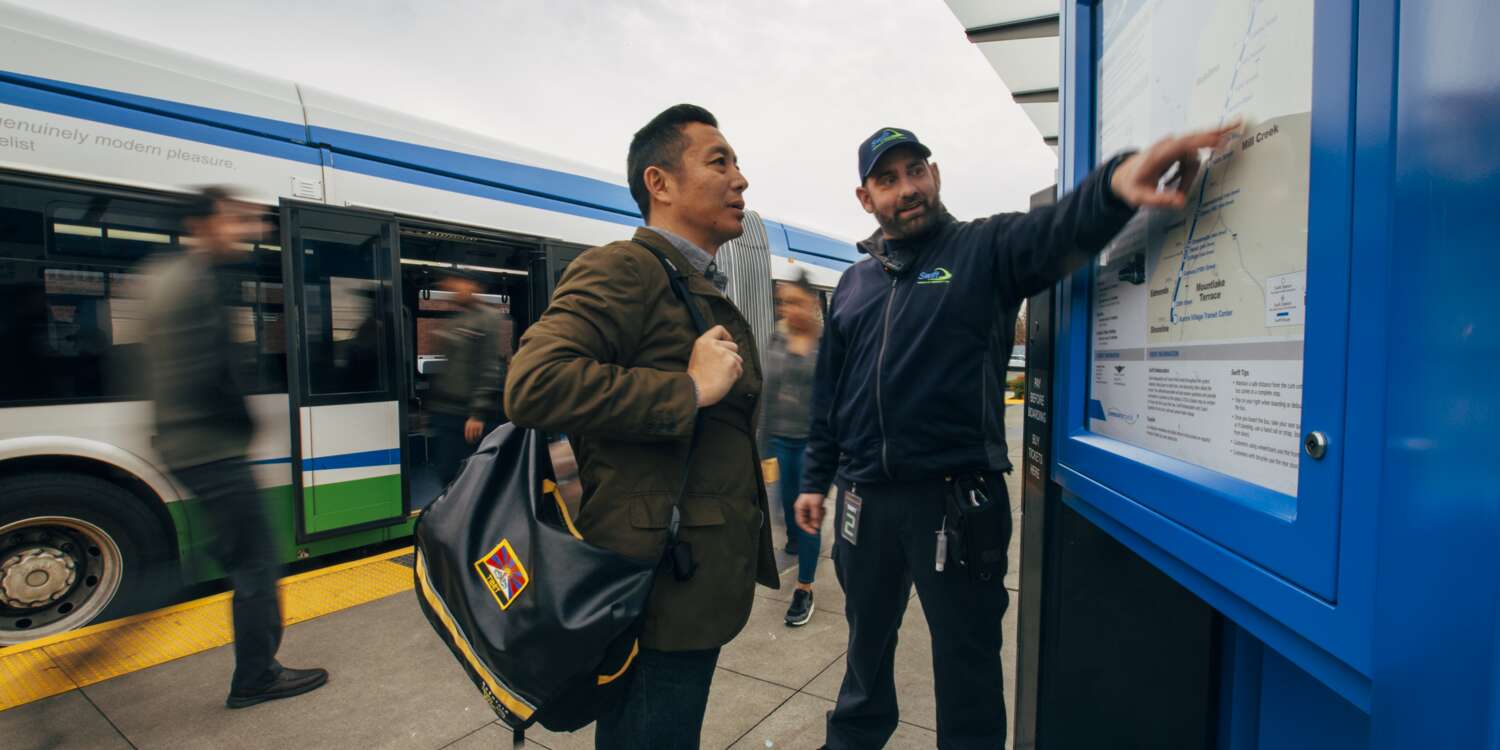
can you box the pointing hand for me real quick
[1110,120,1243,210]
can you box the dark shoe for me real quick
[783,537,799,554]
[226,667,329,709]
[785,589,815,627]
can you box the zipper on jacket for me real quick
[876,273,897,479]
[980,352,993,442]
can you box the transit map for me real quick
[1089,0,1313,495]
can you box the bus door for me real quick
[527,240,586,322]
[527,240,587,507]
[280,201,408,541]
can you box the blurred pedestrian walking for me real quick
[144,187,328,709]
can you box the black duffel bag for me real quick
[413,243,708,745]
[413,423,654,738]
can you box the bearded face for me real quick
[857,147,945,240]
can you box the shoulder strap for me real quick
[631,240,708,547]
[632,239,710,335]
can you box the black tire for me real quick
[0,472,171,646]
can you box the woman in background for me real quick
[762,270,823,627]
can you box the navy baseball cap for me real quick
[858,127,932,181]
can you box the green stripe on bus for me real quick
[303,473,404,535]
[168,478,415,583]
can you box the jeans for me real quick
[173,458,284,694]
[770,435,819,584]
[826,476,1012,749]
[595,647,720,750]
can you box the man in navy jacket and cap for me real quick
[794,122,1238,748]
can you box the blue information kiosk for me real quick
[1015,1,1500,747]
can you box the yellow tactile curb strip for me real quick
[0,546,414,712]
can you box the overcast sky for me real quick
[40,0,1057,241]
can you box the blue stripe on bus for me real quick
[779,250,853,272]
[0,70,311,143]
[762,219,794,257]
[784,224,860,263]
[786,247,859,268]
[0,78,322,165]
[0,68,639,222]
[305,448,401,472]
[329,151,640,228]
[312,126,639,218]
[0,71,639,217]
[247,448,400,471]
[0,69,856,268]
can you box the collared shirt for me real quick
[647,225,728,291]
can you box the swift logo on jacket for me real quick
[916,267,953,285]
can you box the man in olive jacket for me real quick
[505,104,777,749]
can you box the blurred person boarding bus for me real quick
[425,268,509,486]
[0,4,848,646]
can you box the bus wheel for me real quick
[0,474,168,646]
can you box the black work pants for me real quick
[826,476,1012,749]
[174,458,284,694]
[594,647,721,750]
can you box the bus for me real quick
[0,4,855,645]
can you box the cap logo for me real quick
[870,129,907,149]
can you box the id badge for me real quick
[840,488,863,545]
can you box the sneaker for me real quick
[226,667,329,709]
[785,589,815,627]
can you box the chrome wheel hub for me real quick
[1,546,78,608]
[1,516,124,645]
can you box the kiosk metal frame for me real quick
[1025,0,1500,746]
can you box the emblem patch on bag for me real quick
[474,539,530,610]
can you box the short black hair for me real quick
[183,185,235,220]
[627,104,718,221]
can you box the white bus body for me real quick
[0,3,853,644]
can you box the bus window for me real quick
[218,245,287,394]
[297,228,392,396]
[0,196,174,404]
[0,180,284,406]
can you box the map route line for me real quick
[1172,0,1261,324]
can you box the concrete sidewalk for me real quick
[4,412,1024,750]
